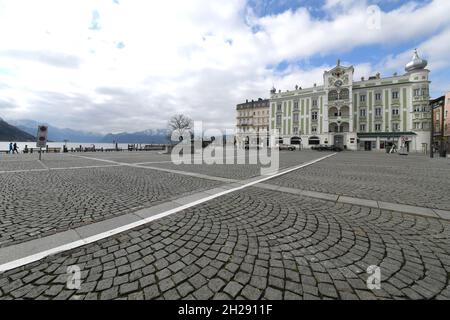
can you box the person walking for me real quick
[13,143,19,154]
[9,142,13,154]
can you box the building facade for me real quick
[431,92,450,154]
[236,98,270,147]
[268,50,432,152]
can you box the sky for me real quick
[0,0,449,134]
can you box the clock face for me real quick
[334,80,343,87]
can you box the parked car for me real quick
[278,144,296,151]
[311,144,327,151]
[312,145,343,152]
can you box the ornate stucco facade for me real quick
[268,50,432,152]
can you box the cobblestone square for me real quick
[0,151,449,300]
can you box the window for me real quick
[308,136,320,145]
[414,89,420,97]
[375,124,381,131]
[392,123,400,131]
[312,126,317,133]
[422,88,428,96]
[375,108,382,116]
[392,108,399,115]
[293,127,299,134]
[294,101,299,110]
[293,114,299,122]
[360,109,366,117]
[360,124,366,132]
[328,90,338,101]
[312,111,318,120]
[422,122,429,130]
[414,122,420,130]
[375,93,381,101]
[276,115,281,125]
[312,99,318,107]
[392,91,399,99]
[277,104,282,112]
[360,95,366,102]
[340,89,349,100]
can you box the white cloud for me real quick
[0,0,449,133]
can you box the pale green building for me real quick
[269,50,431,152]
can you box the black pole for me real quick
[441,100,446,157]
[430,101,434,158]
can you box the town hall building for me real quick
[268,50,431,152]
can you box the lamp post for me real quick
[430,107,434,158]
[440,99,446,157]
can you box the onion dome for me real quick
[405,49,428,72]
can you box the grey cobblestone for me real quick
[0,157,449,300]
[0,165,222,246]
[267,152,450,210]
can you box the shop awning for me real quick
[357,132,417,139]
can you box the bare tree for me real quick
[167,114,193,143]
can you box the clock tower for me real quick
[323,60,357,150]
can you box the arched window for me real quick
[290,137,302,145]
[328,90,338,101]
[308,136,320,145]
[339,88,349,100]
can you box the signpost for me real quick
[36,125,48,160]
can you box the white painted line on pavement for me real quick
[0,153,336,272]
[0,163,122,174]
[37,160,49,170]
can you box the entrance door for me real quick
[405,141,410,152]
[364,141,372,151]
[334,135,344,149]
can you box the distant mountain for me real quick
[7,119,104,143]
[101,129,169,144]
[6,118,169,144]
[0,118,35,142]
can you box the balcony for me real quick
[413,112,431,120]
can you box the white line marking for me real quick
[0,153,336,272]
[0,164,122,174]
[37,160,49,170]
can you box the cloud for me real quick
[0,50,82,68]
[0,0,449,134]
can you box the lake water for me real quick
[0,141,158,151]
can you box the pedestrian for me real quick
[9,142,13,154]
[13,143,19,154]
